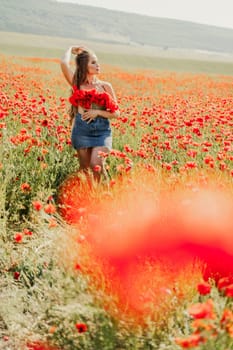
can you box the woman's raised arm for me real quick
[60,46,86,86]
[60,47,75,86]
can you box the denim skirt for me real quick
[71,113,112,150]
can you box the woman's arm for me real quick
[102,81,118,103]
[81,109,120,123]
[60,46,85,86]
[101,82,120,119]
[60,47,74,86]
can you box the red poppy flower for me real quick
[32,200,43,211]
[26,341,58,350]
[188,299,215,319]
[14,233,23,243]
[13,271,20,280]
[217,276,233,291]
[69,86,118,113]
[75,322,88,333]
[93,165,101,172]
[225,284,233,297]
[21,183,31,192]
[197,281,211,295]
[175,334,204,348]
[44,203,56,214]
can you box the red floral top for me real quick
[69,86,119,113]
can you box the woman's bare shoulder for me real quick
[98,80,112,88]
[98,80,117,100]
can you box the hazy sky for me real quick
[58,0,233,29]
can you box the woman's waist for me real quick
[92,103,106,110]
[75,111,110,124]
[78,104,106,113]
[73,112,111,129]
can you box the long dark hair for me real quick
[69,49,93,122]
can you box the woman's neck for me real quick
[85,75,97,85]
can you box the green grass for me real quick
[98,51,233,75]
[1,31,233,75]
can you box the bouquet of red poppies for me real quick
[69,86,119,113]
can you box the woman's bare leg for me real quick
[90,146,109,182]
[77,148,92,172]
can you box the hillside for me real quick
[0,0,233,54]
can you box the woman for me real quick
[60,46,120,181]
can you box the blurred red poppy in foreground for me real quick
[86,182,233,313]
[57,172,93,224]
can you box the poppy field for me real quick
[0,52,233,350]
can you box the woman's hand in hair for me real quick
[71,46,86,55]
